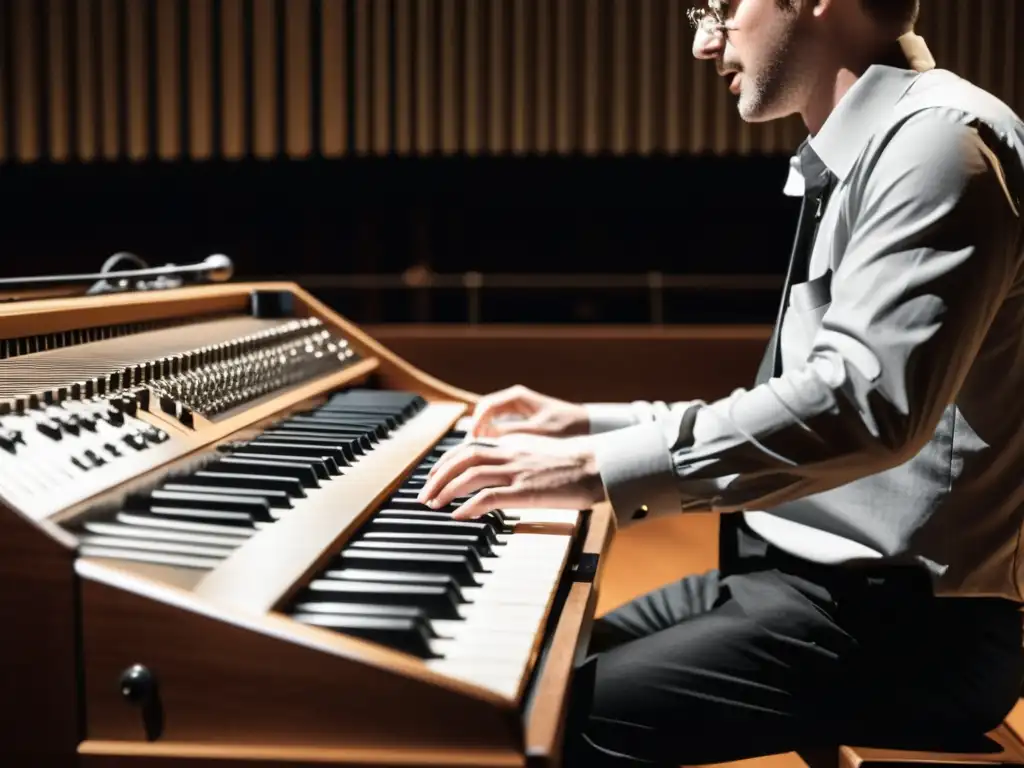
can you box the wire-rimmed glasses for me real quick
[687,0,729,31]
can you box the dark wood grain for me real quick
[363,324,770,404]
[0,506,80,768]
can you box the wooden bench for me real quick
[798,702,1024,768]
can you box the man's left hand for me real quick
[415,435,607,520]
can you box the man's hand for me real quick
[465,385,590,439]
[416,434,607,520]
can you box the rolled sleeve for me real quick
[591,422,683,526]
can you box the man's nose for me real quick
[692,23,725,60]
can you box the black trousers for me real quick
[561,517,1024,767]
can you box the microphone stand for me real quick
[0,253,235,302]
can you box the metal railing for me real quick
[268,270,783,324]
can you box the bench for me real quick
[798,702,1024,768]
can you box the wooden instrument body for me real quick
[0,283,615,768]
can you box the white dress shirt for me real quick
[587,43,1024,600]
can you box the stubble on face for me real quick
[729,0,809,123]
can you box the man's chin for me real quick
[736,94,783,123]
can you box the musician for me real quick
[418,0,1024,764]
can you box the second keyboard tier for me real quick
[70,388,581,698]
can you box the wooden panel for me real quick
[99,0,119,159]
[363,324,771,405]
[12,0,38,163]
[125,0,148,160]
[320,0,347,157]
[219,0,244,158]
[79,571,521,750]
[1,0,1019,163]
[0,505,80,766]
[251,0,276,158]
[188,0,213,159]
[285,0,311,158]
[156,0,180,160]
[47,0,69,162]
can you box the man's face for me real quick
[693,0,811,122]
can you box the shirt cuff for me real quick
[584,403,641,434]
[590,422,680,526]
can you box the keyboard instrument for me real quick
[0,283,614,768]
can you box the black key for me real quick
[321,568,465,601]
[334,551,477,586]
[301,580,461,619]
[360,532,494,558]
[367,518,499,546]
[82,520,249,548]
[347,541,486,573]
[211,457,320,488]
[246,440,346,469]
[290,613,435,658]
[143,505,258,528]
[326,391,421,410]
[129,490,274,522]
[383,498,462,511]
[322,404,414,420]
[229,444,340,475]
[187,470,306,498]
[281,417,386,441]
[304,411,398,432]
[78,534,236,560]
[220,451,332,480]
[378,508,509,535]
[291,601,427,621]
[78,544,221,570]
[160,483,293,510]
[266,425,376,448]
[264,430,372,458]
[116,511,257,537]
[254,434,359,462]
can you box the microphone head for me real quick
[202,254,234,282]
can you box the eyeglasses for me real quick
[687,0,729,31]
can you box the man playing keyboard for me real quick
[416,0,1024,765]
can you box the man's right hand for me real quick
[465,385,590,439]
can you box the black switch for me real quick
[123,432,149,451]
[35,418,62,440]
[143,426,170,444]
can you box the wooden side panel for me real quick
[524,505,615,767]
[79,742,524,767]
[79,576,521,752]
[0,507,80,768]
[360,324,770,405]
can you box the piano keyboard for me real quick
[69,388,580,699]
[1,283,613,765]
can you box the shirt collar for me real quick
[809,65,922,182]
[784,33,936,194]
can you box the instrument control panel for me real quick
[0,393,175,512]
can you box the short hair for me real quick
[862,0,920,29]
[775,0,920,30]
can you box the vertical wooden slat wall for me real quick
[0,0,1020,164]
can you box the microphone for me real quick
[0,253,235,298]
